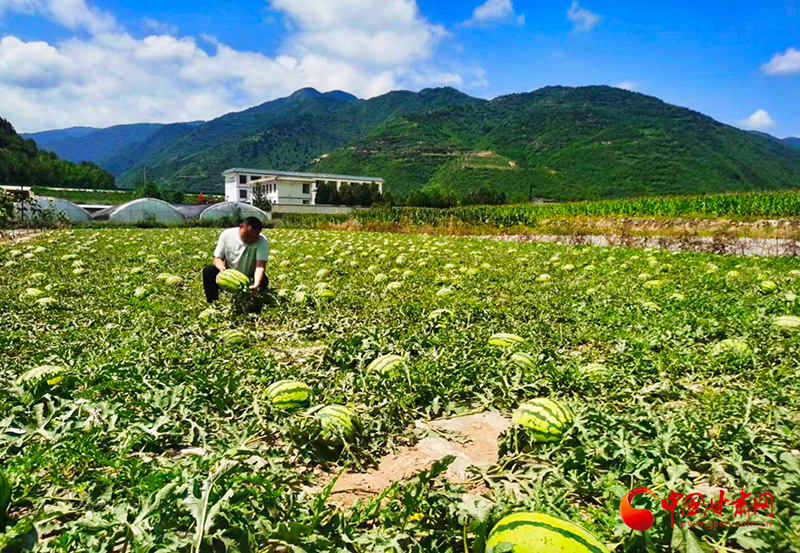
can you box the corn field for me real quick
[281,191,800,230]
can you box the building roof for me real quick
[222,167,384,183]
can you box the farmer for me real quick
[202,217,270,310]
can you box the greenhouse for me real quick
[20,196,92,223]
[107,198,186,225]
[198,202,270,223]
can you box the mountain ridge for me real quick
[19,86,800,200]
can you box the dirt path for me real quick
[479,233,800,257]
[313,412,510,507]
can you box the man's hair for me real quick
[241,216,263,232]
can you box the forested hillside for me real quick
[18,86,800,200]
[315,86,800,201]
[0,117,114,188]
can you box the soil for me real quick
[316,412,511,507]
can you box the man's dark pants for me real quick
[202,265,269,313]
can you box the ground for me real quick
[1,227,799,552]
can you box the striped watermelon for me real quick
[266,380,312,411]
[367,354,405,376]
[489,333,525,347]
[165,275,183,286]
[313,405,357,442]
[220,329,247,346]
[512,398,573,443]
[486,512,609,553]
[0,469,10,521]
[510,352,538,370]
[711,339,751,357]
[198,308,217,319]
[759,280,778,294]
[773,315,800,332]
[218,269,251,293]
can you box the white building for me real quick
[222,168,384,205]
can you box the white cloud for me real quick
[614,81,638,91]
[269,0,446,66]
[567,0,601,33]
[739,109,776,130]
[463,0,524,27]
[0,0,115,33]
[0,0,478,131]
[761,47,800,76]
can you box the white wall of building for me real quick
[223,170,383,206]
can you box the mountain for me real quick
[0,117,114,189]
[25,86,800,200]
[314,86,800,200]
[785,137,800,151]
[24,122,201,174]
[113,86,480,191]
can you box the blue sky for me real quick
[0,0,798,137]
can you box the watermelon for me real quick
[773,315,800,332]
[510,352,538,370]
[36,297,58,308]
[198,308,217,319]
[220,329,247,346]
[641,301,660,311]
[165,275,183,286]
[133,286,149,298]
[367,354,405,376]
[581,363,608,378]
[643,280,663,289]
[316,268,330,278]
[489,333,525,347]
[218,269,251,293]
[156,272,172,281]
[0,469,10,522]
[24,288,43,297]
[485,512,609,553]
[670,292,686,301]
[711,339,751,357]
[265,380,312,411]
[436,286,453,297]
[313,405,357,442]
[760,280,778,294]
[512,398,573,443]
[537,274,552,282]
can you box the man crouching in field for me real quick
[203,216,270,313]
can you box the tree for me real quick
[463,184,507,206]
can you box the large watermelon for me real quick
[218,269,251,293]
[266,380,312,411]
[485,512,609,553]
[312,405,357,442]
[510,352,538,370]
[489,333,525,347]
[220,329,247,346]
[773,315,800,332]
[511,398,573,443]
[367,354,405,376]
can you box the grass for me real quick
[30,187,223,206]
[1,227,800,551]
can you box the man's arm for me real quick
[212,231,227,280]
[213,257,227,280]
[251,260,266,289]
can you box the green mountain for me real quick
[114,87,480,191]
[785,137,800,151]
[315,86,800,201]
[21,86,800,200]
[24,122,201,175]
[0,117,115,189]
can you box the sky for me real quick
[0,0,798,137]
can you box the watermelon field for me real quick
[2,227,800,552]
